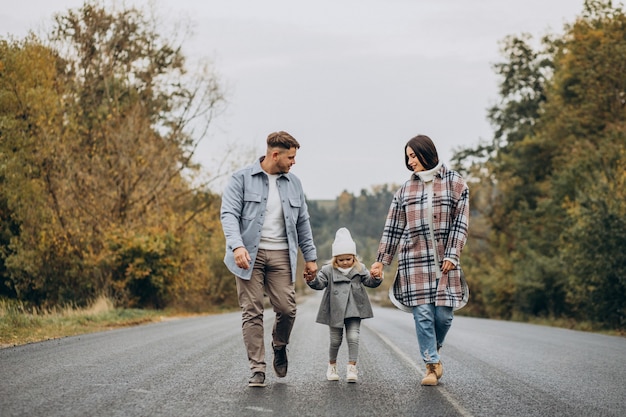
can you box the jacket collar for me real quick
[252,156,290,181]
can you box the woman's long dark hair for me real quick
[405,134,439,171]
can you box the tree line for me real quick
[453,0,626,330]
[0,1,236,311]
[1,1,624,331]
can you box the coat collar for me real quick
[332,265,362,282]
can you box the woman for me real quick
[370,134,469,386]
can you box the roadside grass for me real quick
[3,293,621,348]
[0,296,163,348]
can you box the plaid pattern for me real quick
[376,165,469,308]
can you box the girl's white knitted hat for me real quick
[332,227,356,256]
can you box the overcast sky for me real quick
[1,0,585,199]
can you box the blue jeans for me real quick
[412,304,454,364]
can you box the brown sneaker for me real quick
[421,363,438,386]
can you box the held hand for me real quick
[370,262,383,279]
[233,247,251,270]
[304,261,318,278]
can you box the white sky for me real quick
[1,0,585,199]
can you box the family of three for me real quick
[220,131,470,388]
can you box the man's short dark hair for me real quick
[267,131,300,150]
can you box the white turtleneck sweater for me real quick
[415,161,455,279]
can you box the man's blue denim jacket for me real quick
[220,157,317,281]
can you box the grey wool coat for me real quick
[307,263,382,328]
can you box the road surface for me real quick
[1,291,624,416]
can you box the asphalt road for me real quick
[1,292,625,417]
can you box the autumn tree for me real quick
[0,1,233,309]
[545,0,626,328]
[455,0,626,329]
[0,36,83,305]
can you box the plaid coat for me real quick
[376,164,469,309]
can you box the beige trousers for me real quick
[236,249,296,374]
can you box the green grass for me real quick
[0,296,163,348]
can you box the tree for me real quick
[0,36,80,305]
[457,32,561,319]
[455,0,626,329]
[546,0,626,328]
[0,1,228,308]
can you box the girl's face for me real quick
[406,146,426,172]
[336,254,355,268]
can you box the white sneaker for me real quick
[326,363,339,381]
[346,364,358,383]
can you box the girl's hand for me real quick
[370,262,383,278]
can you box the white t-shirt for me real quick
[259,173,288,250]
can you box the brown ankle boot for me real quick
[421,363,438,386]
[433,361,443,380]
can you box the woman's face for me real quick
[406,146,426,172]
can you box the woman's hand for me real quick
[441,260,455,274]
[370,262,384,278]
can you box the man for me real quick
[220,131,318,387]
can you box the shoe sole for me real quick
[347,378,357,383]
[248,382,266,387]
[327,376,339,381]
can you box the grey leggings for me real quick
[329,318,361,363]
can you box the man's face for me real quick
[275,147,297,174]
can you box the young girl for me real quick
[305,227,383,382]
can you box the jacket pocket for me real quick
[242,191,262,220]
[288,197,302,223]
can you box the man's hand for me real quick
[304,261,318,282]
[233,247,251,270]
